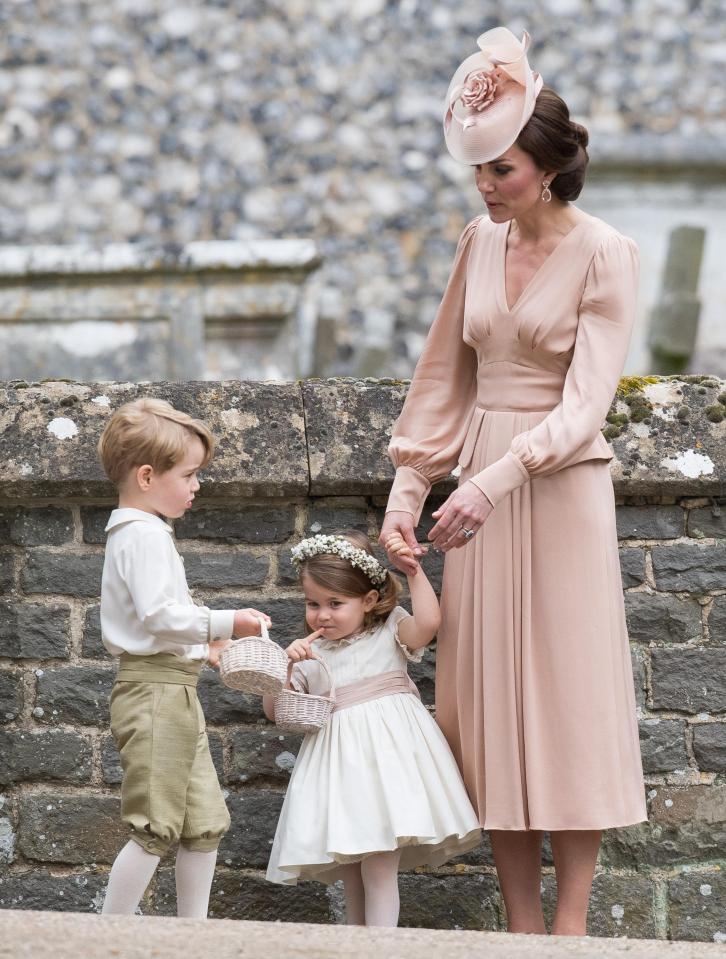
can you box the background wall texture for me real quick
[0,376,726,940]
[1,1,725,375]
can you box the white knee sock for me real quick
[340,863,366,925]
[102,840,160,915]
[360,849,402,927]
[175,846,218,918]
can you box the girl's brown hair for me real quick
[298,531,402,631]
[516,86,589,201]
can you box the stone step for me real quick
[0,911,723,959]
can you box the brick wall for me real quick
[1,377,725,939]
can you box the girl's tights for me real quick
[341,849,402,927]
[101,839,217,918]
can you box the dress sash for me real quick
[331,669,420,713]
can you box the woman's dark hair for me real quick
[516,86,589,201]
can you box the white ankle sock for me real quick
[102,840,160,915]
[175,846,218,918]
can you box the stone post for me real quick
[647,226,706,374]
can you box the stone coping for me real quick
[590,134,726,172]
[0,376,724,500]
[0,912,724,959]
[0,239,321,279]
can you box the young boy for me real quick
[98,397,270,918]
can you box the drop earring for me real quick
[541,180,552,203]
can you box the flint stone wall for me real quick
[2,1,726,376]
[1,375,726,940]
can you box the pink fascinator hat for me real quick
[444,26,544,164]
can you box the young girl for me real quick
[263,531,481,927]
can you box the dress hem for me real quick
[267,828,482,886]
[481,814,648,832]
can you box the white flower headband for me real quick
[290,534,388,586]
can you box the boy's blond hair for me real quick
[98,398,215,487]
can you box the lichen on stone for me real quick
[616,376,661,397]
[606,412,630,426]
[624,392,653,423]
[677,375,718,385]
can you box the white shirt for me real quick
[100,507,235,660]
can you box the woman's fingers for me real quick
[428,503,461,548]
[428,506,479,551]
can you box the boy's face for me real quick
[123,435,205,519]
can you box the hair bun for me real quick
[571,121,589,150]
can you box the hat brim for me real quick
[443,30,542,165]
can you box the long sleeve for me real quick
[120,530,235,646]
[386,217,481,523]
[469,232,639,506]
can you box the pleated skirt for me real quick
[436,409,647,830]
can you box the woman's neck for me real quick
[510,201,584,245]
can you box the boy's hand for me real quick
[233,608,272,638]
[207,638,232,669]
[286,628,325,663]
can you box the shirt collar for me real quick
[105,507,174,533]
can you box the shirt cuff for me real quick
[209,609,236,642]
[468,451,529,507]
[385,466,432,526]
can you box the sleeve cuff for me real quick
[468,451,529,507]
[209,609,236,642]
[385,466,432,526]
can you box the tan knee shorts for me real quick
[110,653,231,857]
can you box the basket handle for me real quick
[231,615,272,645]
[285,652,335,699]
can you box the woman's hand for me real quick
[285,628,325,662]
[379,511,428,576]
[427,481,493,552]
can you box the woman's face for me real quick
[474,144,549,222]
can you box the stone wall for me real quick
[0,241,321,382]
[1,1,725,375]
[1,376,726,940]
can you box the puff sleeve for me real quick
[468,232,640,507]
[385,217,481,524]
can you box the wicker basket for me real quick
[273,654,336,734]
[219,618,288,695]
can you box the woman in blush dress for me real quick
[379,27,646,937]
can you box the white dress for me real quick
[266,607,482,885]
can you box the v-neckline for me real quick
[499,218,588,314]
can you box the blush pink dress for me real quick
[386,213,647,830]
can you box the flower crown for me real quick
[290,534,388,587]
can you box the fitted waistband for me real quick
[331,669,420,713]
[475,401,557,413]
[116,652,203,686]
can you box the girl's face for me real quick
[473,143,548,222]
[301,573,379,642]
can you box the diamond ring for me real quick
[460,526,475,540]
